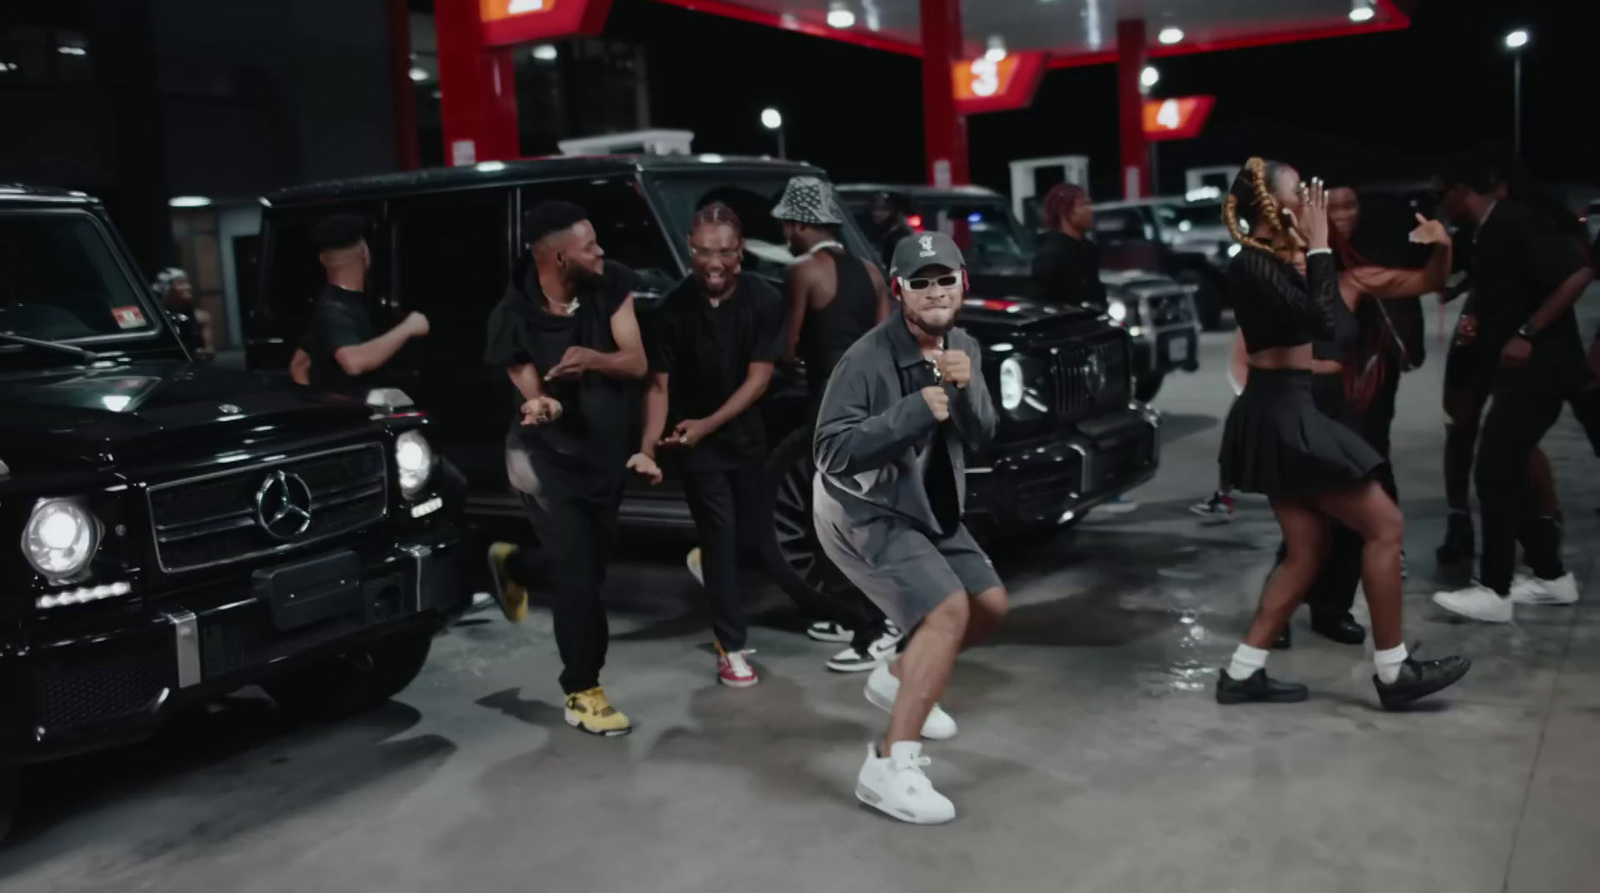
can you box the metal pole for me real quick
[777,125,787,160]
[1513,54,1522,156]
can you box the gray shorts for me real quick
[814,503,1002,633]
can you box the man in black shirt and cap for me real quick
[483,200,647,737]
[290,214,429,397]
[627,202,785,690]
[1030,183,1107,309]
[1431,155,1593,623]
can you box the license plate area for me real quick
[252,550,363,632]
[1165,336,1190,364]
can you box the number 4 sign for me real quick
[1142,95,1217,141]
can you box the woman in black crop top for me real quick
[1213,158,1469,710]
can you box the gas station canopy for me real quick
[443,0,1417,197]
[651,0,1413,63]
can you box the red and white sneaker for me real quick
[717,647,759,688]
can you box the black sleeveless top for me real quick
[799,247,879,397]
[1228,247,1338,353]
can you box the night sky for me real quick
[609,0,1598,199]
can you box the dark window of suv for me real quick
[0,210,160,344]
[390,189,512,330]
[519,179,679,295]
[1093,208,1152,245]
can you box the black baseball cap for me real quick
[890,231,965,279]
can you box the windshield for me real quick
[651,173,882,282]
[841,191,1031,274]
[1155,201,1225,234]
[0,210,161,345]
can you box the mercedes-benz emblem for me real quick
[255,470,313,540]
[219,404,241,415]
[1081,352,1108,399]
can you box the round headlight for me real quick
[999,357,1024,411]
[395,431,435,499]
[23,499,99,580]
[1107,298,1129,323]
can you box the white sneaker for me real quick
[806,621,852,643]
[1510,572,1580,606]
[863,661,957,740]
[826,628,903,673]
[1432,584,1514,624]
[855,742,955,825]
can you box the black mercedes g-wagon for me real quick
[0,186,472,840]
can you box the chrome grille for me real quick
[147,443,388,573]
[1051,334,1131,418]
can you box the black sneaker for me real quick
[1215,669,1309,705]
[1373,655,1471,710]
[1436,512,1475,564]
[1310,612,1367,646]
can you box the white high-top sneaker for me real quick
[863,661,957,740]
[855,742,955,825]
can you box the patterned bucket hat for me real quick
[771,176,844,226]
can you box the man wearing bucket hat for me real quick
[813,231,1006,824]
[770,176,902,673]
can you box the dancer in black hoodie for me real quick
[484,200,647,737]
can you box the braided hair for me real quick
[691,201,743,237]
[1223,158,1297,258]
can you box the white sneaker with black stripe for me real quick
[1511,571,1580,606]
[826,628,903,672]
[806,621,852,643]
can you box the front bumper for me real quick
[966,406,1160,528]
[8,522,471,760]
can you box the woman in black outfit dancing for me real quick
[1214,158,1469,709]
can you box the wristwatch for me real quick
[1516,322,1537,340]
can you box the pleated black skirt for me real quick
[1219,368,1384,497]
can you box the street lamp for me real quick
[761,107,786,159]
[1505,28,1529,155]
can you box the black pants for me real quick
[508,489,619,695]
[683,462,764,652]
[1478,383,1566,593]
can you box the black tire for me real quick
[1178,268,1223,330]
[1135,371,1165,402]
[759,427,860,618]
[263,628,434,722]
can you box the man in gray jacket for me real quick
[812,232,1007,825]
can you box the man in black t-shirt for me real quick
[289,214,428,398]
[1030,184,1107,309]
[627,203,785,690]
[1431,156,1594,623]
[483,200,648,737]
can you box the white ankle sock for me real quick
[1374,644,1409,684]
[1225,644,1269,681]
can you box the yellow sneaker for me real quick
[486,542,528,623]
[564,687,632,737]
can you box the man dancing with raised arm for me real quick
[812,232,1006,825]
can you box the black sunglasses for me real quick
[900,273,961,291]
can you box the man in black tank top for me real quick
[771,176,897,671]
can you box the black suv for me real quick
[0,186,472,840]
[247,156,1159,611]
